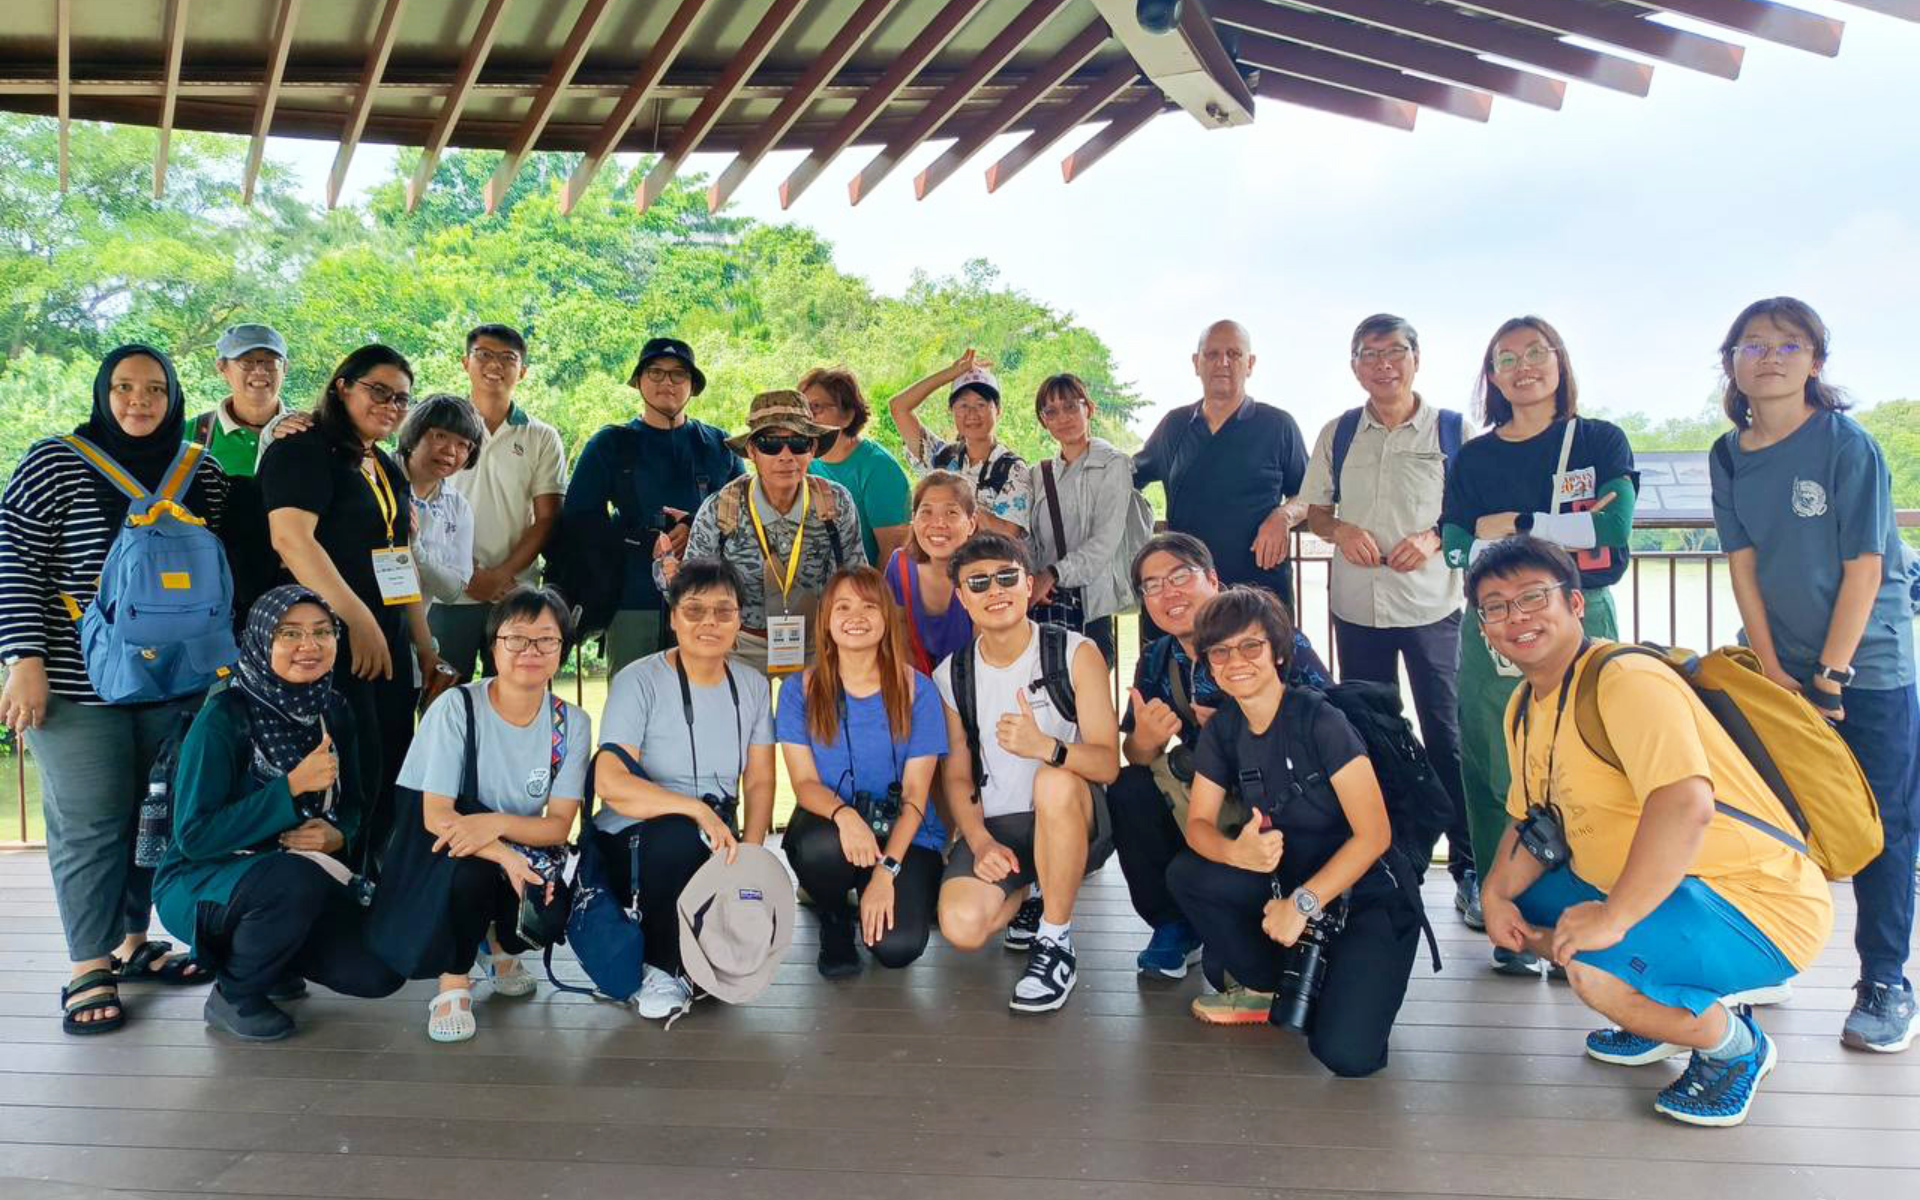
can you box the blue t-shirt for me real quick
[1710,410,1915,689]
[776,669,949,853]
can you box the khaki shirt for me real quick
[1299,398,1462,628]
[446,403,568,602]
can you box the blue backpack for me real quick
[63,435,238,704]
[1329,406,1465,505]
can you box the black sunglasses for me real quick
[751,432,819,456]
[960,566,1025,594]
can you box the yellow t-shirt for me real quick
[1503,643,1834,969]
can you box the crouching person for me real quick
[1167,586,1421,1077]
[1471,538,1835,1126]
[934,533,1120,1012]
[155,586,403,1040]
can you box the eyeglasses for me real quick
[468,347,522,367]
[272,626,338,647]
[1491,344,1555,376]
[1732,340,1809,362]
[642,366,691,386]
[1354,345,1412,365]
[960,566,1024,594]
[1138,564,1199,599]
[355,380,413,410]
[1204,636,1271,666]
[751,432,817,457]
[677,603,741,625]
[1476,582,1566,624]
[1039,400,1086,421]
[495,634,563,655]
[950,399,995,416]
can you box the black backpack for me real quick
[932,443,1021,499]
[949,622,1076,798]
[134,688,251,869]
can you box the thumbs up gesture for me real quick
[996,689,1057,762]
[287,729,338,797]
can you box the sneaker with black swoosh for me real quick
[1009,936,1076,1013]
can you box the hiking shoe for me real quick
[635,966,693,1021]
[1010,937,1077,1013]
[266,975,309,1003]
[1491,946,1548,977]
[1454,870,1485,932]
[204,985,294,1042]
[1003,896,1043,951]
[1191,984,1275,1026]
[1654,1012,1776,1127]
[816,911,861,980]
[1723,982,1793,1008]
[1136,919,1203,979]
[1842,981,1917,1053]
[1585,1026,1683,1067]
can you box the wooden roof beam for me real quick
[56,0,70,192]
[1235,28,1493,120]
[1211,0,1564,109]
[1831,0,1920,20]
[1629,0,1841,55]
[1254,70,1416,130]
[1059,89,1168,183]
[487,0,614,214]
[242,0,301,205]
[1088,0,1255,128]
[915,19,1110,201]
[778,0,991,210]
[708,0,893,212]
[1294,0,1653,95]
[1450,0,1742,79]
[848,0,1071,207]
[153,0,188,198]
[407,0,512,211]
[562,0,708,214]
[326,0,407,209]
[638,0,809,212]
[985,60,1140,192]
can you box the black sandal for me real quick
[113,940,211,986]
[61,968,126,1036]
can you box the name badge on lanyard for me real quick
[362,459,420,606]
[766,616,806,673]
[749,483,810,674]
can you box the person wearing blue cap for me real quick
[192,324,292,480]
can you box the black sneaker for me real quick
[204,985,294,1042]
[1003,896,1043,951]
[1009,937,1077,1013]
[267,975,309,1002]
[816,910,861,980]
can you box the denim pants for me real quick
[26,692,202,962]
[1832,683,1920,987]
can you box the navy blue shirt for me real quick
[1133,398,1309,605]
[562,419,743,611]
[1440,418,1636,590]
[1123,632,1331,743]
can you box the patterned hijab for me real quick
[235,585,339,778]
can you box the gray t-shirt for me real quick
[1711,410,1915,689]
[595,651,774,834]
[397,682,592,816]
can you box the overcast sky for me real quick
[283,1,1920,442]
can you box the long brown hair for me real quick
[806,567,914,744]
[1717,296,1850,430]
[1476,316,1578,428]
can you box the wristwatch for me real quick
[1048,738,1069,767]
[1815,663,1856,687]
[1293,887,1323,922]
[879,855,902,878]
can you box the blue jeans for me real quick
[1833,684,1920,987]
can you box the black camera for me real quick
[856,783,904,839]
[702,792,741,837]
[1271,896,1349,1033]
[1515,803,1571,869]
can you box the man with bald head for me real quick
[1133,320,1310,613]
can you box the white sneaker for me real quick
[635,965,692,1020]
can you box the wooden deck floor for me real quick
[1,847,1914,1200]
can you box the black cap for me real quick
[629,336,705,395]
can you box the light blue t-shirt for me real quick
[1711,410,1915,689]
[397,682,591,816]
[776,669,949,853]
[595,652,774,834]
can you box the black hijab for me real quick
[235,584,339,779]
[76,344,189,492]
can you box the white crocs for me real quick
[427,987,476,1043]
[480,955,537,999]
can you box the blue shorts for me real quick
[1516,868,1795,1015]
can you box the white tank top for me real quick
[935,623,1088,820]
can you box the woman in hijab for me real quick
[0,344,232,1035]
[154,585,403,1040]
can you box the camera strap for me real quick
[1519,638,1591,813]
[838,686,904,805]
[674,650,744,805]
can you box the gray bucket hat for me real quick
[675,844,796,1005]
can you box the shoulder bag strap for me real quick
[1039,460,1068,563]
[1328,408,1364,506]
[896,553,932,674]
[458,686,480,803]
[1553,418,1578,513]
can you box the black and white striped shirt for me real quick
[0,438,230,704]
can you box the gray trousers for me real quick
[27,692,201,962]
[604,608,665,677]
[427,602,494,683]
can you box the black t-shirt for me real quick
[259,427,413,650]
[1440,417,1635,589]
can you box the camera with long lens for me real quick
[1515,803,1571,868]
[856,783,904,839]
[1271,895,1350,1033]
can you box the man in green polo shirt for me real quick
[188,324,292,478]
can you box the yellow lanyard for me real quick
[361,457,399,547]
[746,481,809,603]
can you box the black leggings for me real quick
[1106,764,1187,929]
[1166,850,1419,1078]
[195,854,404,1001]
[782,809,942,969]
[594,816,711,977]
[444,858,531,973]
[336,654,418,870]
